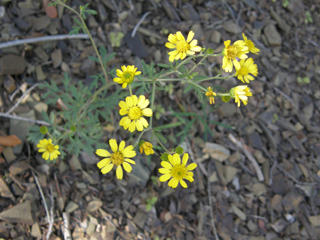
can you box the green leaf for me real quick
[154,132,167,144]
[157,63,171,68]
[160,152,169,161]
[153,122,184,131]
[174,146,184,155]
[206,48,214,54]
[88,56,100,63]
[105,52,116,63]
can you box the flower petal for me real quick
[101,163,114,174]
[159,174,171,182]
[119,141,125,152]
[182,153,188,166]
[186,163,197,170]
[97,158,111,169]
[161,161,172,169]
[186,31,194,43]
[180,179,188,188]
[122,162,132,173]
[109,139,118,153]
[116,165,123,179]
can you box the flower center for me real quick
[46,144,55,153]
[111,151,124,166]
[170,164,188,180]
[128,106,142,120]
[123,71,134,83]
[226,45,238,59]
[237,66,249,76]
[176,41,189,52]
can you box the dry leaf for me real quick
[43,0,57,18]
[0,135,22,147]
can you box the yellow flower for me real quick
[205,87,217,104]
[37,139,60,161]
[96,139,136,179]
[113,65,141,88]
[242,33,260,54]
[165,31,202,62]
[119,95,153,132]
[230,85,252,107]
[235,58,258,83]
[222,40,249,72]
[140,142,154,155]
[159,153,197,188]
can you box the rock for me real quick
[10,110,35,154]
[303,103,314,120]
[269,7,291,34]
[202,142,230,162]
[252,183,267,196]
[231,204,246,220]
[309,215,320,227]
[282,192,304,212]
[271,218,288,233]
[133,210,148,229]
[208,171,218,183]
[129,155,155,187]
[0,178,14,199]
[65,201,79,213]
[35,65,46,81]
[0,54,26,75]
[249,132,264,150]
[181,3,200,21]
[0,201,33,225]
[271,194,283,212]
[224,166,238,184]
[51,49,62,68]
[80,58,95,73]
[124,32,147,58]
[86,200,103,213]
[9,161,29,175]
[218,102,237,117]
[3,75,16,93]
[31,222,41,237]
[264,24,282,46]
[223,21,240,34]
[272,72,287,87]
[2,147,16,163]
[33,46,49,62]
[210,30,221,43]
[287,0,305,15]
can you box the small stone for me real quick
[252,183,267,196]
[208,171,218,183]
[282,192,304,212]
[271,194,283,212]
[0,54,26,75]
[65,201,79,213]
[253,150,266,164]
[247,220,258,232]
[218,102,237,117]
[202,142,230,162]
[224,166,238,184]
[271,218,288,233]
[231,204,246,220]
[0,178,14,199]
[3,75,16,93]
[51,49,62,68]
[2,147,16,163]
[0,201,33,225]
[309,215,320,227]
[181,3,200,21]
[31,222,41,237]
[133,210,148,229]
[223,21,240,34]
[272,72,287,87]
[35,65,46,81]
[264,24,282,46]
[80,58,95,73]
[210,30,221,43]
[33,46,49,62]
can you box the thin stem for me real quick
[129,85,133,96]
[54,0,109,83]
[188,55,207,74]
[197,74,235,83]
[149,81,156,127]
[217,93,230,97]
[187,80,207,92]
[153,132,170,153]
[133,128,150,147]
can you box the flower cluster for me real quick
[37,138,60,161]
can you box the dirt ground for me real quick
[0,0,320,239]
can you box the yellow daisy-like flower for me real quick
[37,139,60,161]
[96,139,136,180]
[222,40,249,72]
[165,31,202,62]
[119,95,153,132]
[113,65,141,88]
[140,142,154,155]
[235,58,258,83]
[242,33,260,55]
[159,153,197,188]
[205,87,217,104]
[230,85,253,107]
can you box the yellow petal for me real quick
[109,139,118,153]
[172,153,181,165]
[97,158,111,169]
[125,159,135,164]
[165,42,176,49]
[131,95,138,105]
[180,179,188,188]
[142,108,153,117]
[122,162,132,173]
[168,178,179,188]
[140,99,150,109]
[186,31,194,43]
[186,163,197,170]
[159,168,171,174]
[182,153,188,166]
[136,120,143,131]
[159,174,171,182]
[119,141,125,152]
[42,151,49,160]
[137,95,146,107]
[161,161,172,169]
[140,117,149,127]
[101,163,114,174]
[116,165,123,179]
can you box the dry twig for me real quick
[228,133,264,182]
[62,212,72,240]
[0,34,89,49]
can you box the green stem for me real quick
[197,74,235,83]
[188,55,207,74]
[153,131,170,153]
[187,80,207,92]
[149,81,156,127]
[129,85,132,96]
[217,93,231,97]
[133,128,150,147]
[54,0,109,84]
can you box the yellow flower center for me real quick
[237,66,249,76]
[226,45,238,60]
[176,41,189,53]
[111,151,124,166]
[123,71,134,83]
[46,144,55,153]
[128,106,142,120]
[170,164,187,180]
